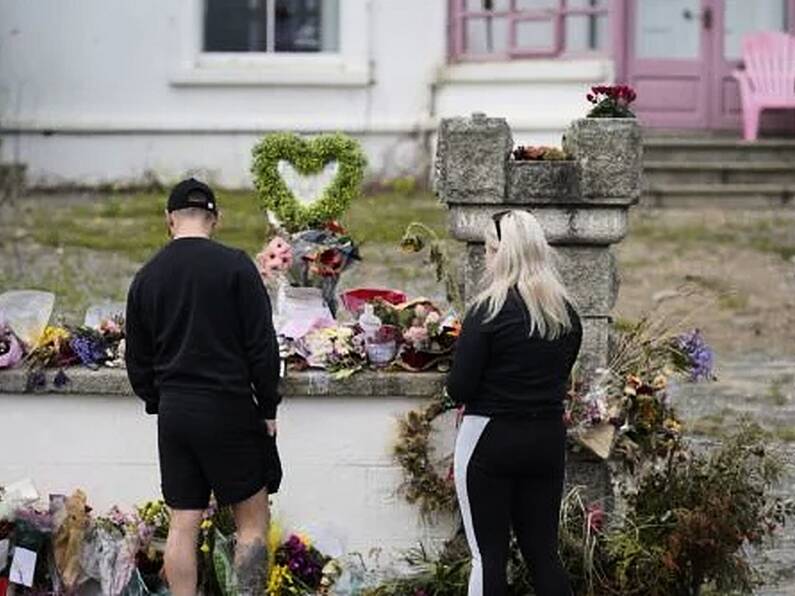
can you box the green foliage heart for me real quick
[251,132,367,232]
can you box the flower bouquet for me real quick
[258,221,360,317]
[382,299,460,372]
[291,324,367,378]
[268,533,337,595]
[565,369,684,464]
[28,325,74,367]
[564,370,617,459]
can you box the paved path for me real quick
[671,355,795,594]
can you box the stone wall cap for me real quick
[0,368,446,399]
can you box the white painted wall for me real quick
[0,390,456,557]
[0,0,613,188]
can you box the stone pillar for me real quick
[435,113,642,376]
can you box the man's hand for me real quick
[265,419,277,438]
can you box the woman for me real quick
[448,210,582,596]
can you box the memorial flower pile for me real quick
[0,485,340,595]
[15,316,127,391]
[10,317,125,372]
[282,296,462,377]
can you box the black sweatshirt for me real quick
[125,237,281,419]
[447,290,582,418]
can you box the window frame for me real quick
[171,0,370,88]
[449,0,610,62]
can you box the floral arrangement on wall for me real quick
[257,223,463,379]
[0,306,126,392]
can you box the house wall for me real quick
[0,0,612,189]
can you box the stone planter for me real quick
[562,117,643,201]
[435,113,512,204]
[507,159,580,203]
[436,112,643,378]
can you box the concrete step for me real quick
[645,161,795,185]
[644,138,795,163]
[642,183,795,208]
[0,163,26,202]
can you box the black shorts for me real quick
[157,393,282,510]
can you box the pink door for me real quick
[623,0,794,130]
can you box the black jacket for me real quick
[447,290,582,417]
[125,237,280,418]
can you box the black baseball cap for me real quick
[167,178,218,215]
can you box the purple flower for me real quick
[70,334,107,368]
[676,329,715,382]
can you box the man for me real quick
[125,178,281,596]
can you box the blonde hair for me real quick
[471,210,573,340]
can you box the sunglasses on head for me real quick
[492,210,511,241]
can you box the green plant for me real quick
[251,132,367,232]
[382,423,794,595]
[606,422,795,595]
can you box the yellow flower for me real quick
[36,325,70,349]
[267,564,292,595]
[200,519,213,531]
[200,542,210,554]
[663,418,682,434]
[267,520,283,558]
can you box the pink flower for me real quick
[256,236,293,281]
[425,311,441,326]
[586,503,605,533]
[0,322,23,369]
[403,325,429,348]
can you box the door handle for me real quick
[682,7,713,30]
[702,6,713,30]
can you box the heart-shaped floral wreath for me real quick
[251,132,367,232]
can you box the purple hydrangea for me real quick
[69,334,107,369]
[676,329,715,382]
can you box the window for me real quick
[450,0,609,60]
[204,0,340,53]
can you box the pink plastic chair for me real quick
[734,32,795,141]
